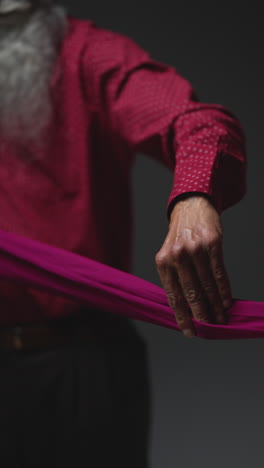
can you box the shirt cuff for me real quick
[166,146,222,222]
[167,191,217,222]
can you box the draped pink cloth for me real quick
[0,228,262,340]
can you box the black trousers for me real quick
[0,311,151,468]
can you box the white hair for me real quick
[0,1,68,158]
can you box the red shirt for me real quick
[0,16,247,325]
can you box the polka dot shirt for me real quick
[82,18,247,219]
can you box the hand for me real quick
[155,195,233,338]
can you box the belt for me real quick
[0,314,122,351]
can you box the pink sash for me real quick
[0,228,261,340]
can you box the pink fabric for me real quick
[0,228,261,340]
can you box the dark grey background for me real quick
[65,2,263,466]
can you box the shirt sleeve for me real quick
[82,24,247,221]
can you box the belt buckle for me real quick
[12,326,23,350]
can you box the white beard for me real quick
[0,1,68,154]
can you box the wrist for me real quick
[169,192,213,217]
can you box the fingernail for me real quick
[182,328,195,338]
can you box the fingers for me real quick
[206,239,233,309]
[156,236,232,337]
[191,241,228,324]
[158,263,196,338]
[156,248,211,338]
[156,196,233,339]
[173,250,213,325]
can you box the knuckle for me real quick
[206,234,222,250]
[183,286,202,304]
[206,227,223,242]
[155,252,167,267]
[167,292,185,309]
[188,242,203,256]
[207,239,218,251]
[214,267,225,281]
[202,280,216,294]
[171,244,187,263]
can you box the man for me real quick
[0,0,247,467]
